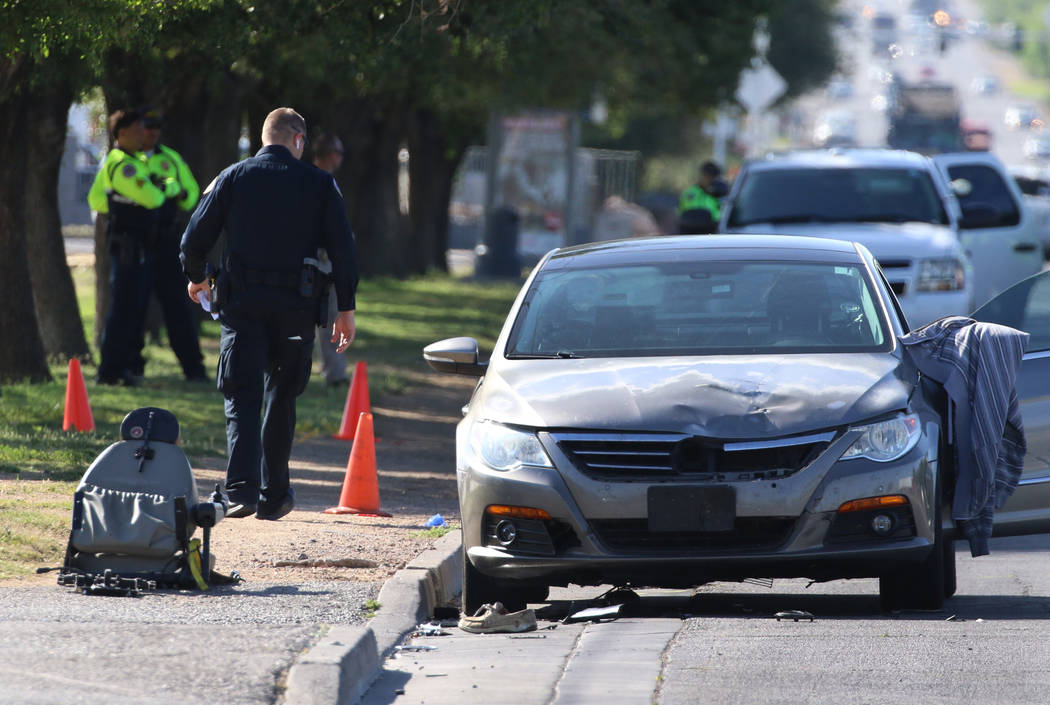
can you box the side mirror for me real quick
[423,337,488,377]
[958,202,1001,230]
[950,178,973,197]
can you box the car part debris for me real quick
[774,610,814,622]
[415,623,451,636]
[564,604,623,623]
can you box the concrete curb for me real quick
[283,529,463,705]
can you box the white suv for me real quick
[719,149,972,327]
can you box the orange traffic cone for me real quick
[324,412,391,516]
[62,359,95,432]
[333,361,371,440]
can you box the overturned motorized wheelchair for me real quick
[56,407,234,595]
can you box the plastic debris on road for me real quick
[414,623,452,636]
[424,513,446,528]
[774,610,814,622]
[394,644,438,652]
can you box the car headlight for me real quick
[916,258,965,292]
[841,414,921,462]
[469,420,552,471]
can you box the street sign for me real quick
[735,61,787,114]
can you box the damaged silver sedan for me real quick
[424,235,1043,614]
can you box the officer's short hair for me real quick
[262,107,307,144]
[109,109,141,141]
[313,131,342,159]
[701,161,722,178]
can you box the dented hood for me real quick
[474,353,912,439]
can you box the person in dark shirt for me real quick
[180,107,358,520]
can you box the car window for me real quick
[947,164,1021,227]
[971,270,1050,353]
[506,260,890,357]
[727,167,949,227]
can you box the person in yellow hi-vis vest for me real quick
[87,108,166,386]
[127,106,208,383]
[677,160,725,234]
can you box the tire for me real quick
[462,547,504,616]
[880,487,947,612]
[461,547,549,615]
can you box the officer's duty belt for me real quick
[241,269,299,289]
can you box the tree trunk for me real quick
[407,109,471,274]
[336,99,410,277]
[0,57,52,383]
[24,71,91,363]
[93,214,109,348]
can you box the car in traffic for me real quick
[812,110,857,148]
[424,235,1050,615]
[969,73,1000,95]
[1009,164,1050,257]
[1023,133,1050,161]
[932,151,1043,307]
[718,148,972,327]
[960,119,992,152]
[1004,103,1041,131]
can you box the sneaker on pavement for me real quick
[458,602,537,634]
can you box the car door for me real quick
[933,153,1042,309]
[970,270,1050,536]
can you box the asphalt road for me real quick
[0,580,379,705]
[359,533,1050,705]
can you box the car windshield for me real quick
[505,259,890,357]
[728,167,949,227]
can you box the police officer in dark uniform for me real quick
[180,107,358,521]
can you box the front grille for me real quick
[551,431,833,482]
[591,518,795,553]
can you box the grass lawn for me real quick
[0,262,520,579]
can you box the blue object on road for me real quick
[424,514,446,528]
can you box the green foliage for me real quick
[0,0,218,65]
[767,0,842,101]
[978,0,1050,79]
[0,483,74,580]
[413,524,457,539]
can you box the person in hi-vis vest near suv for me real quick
[87,108,165,386]
[127,106,209,383]
[677,160,727,235]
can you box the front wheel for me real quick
[461,548,549,616]
[880,493,947,611]
[462,547,504,615]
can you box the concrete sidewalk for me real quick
[284,530,462,705]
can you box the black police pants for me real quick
[131,245,207,379]
[98,254,151,381]
[218,309,315,506]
